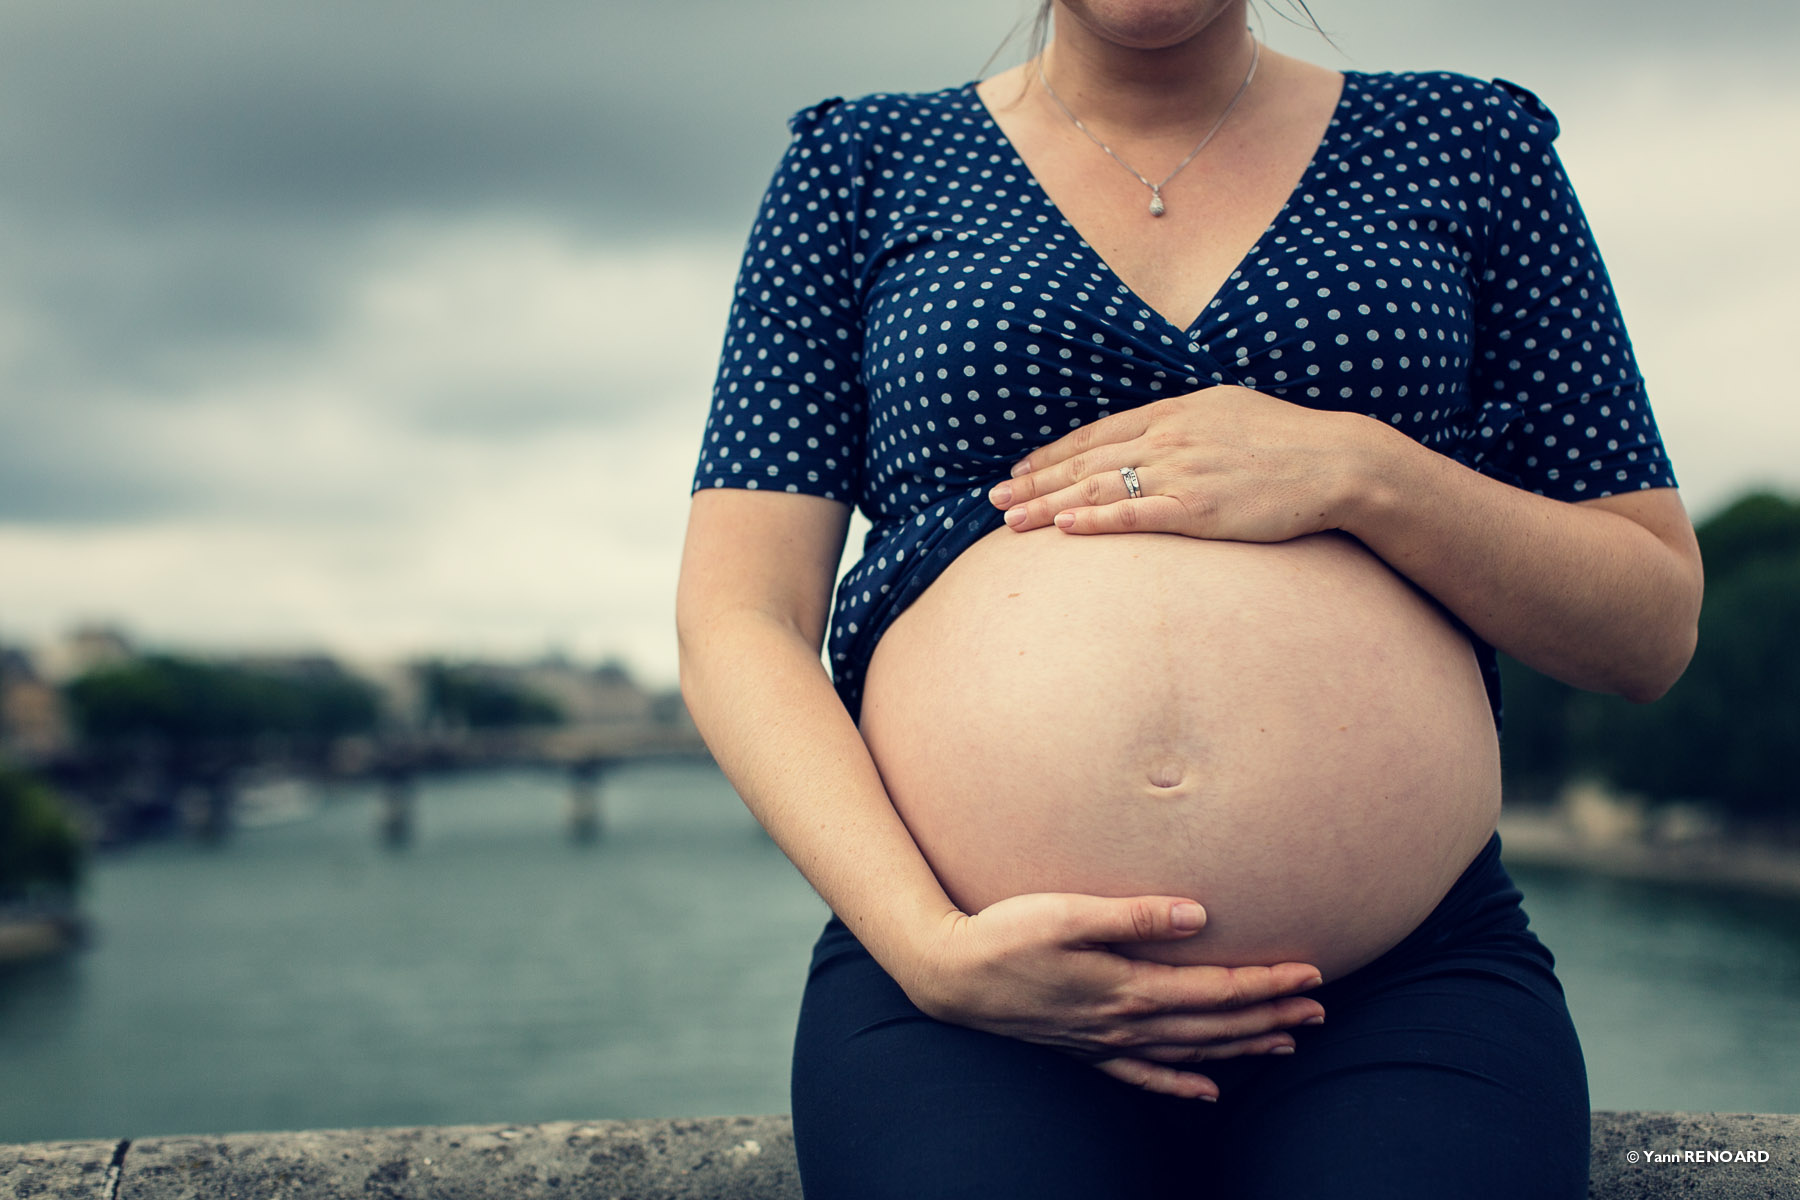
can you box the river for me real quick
[2,763,1797,1143]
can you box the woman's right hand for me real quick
[902,892,1326,1100]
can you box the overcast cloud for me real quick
[2,0,1796,683]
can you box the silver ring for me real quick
[1119,466,1143,500]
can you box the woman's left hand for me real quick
[988,385,1369,541]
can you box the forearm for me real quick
[1333,415,1702,702]
[678,609,957,984]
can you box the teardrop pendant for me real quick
[1148,191,1166,217]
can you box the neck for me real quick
[1040,1,1257,137]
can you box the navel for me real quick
[1146,759,1186,790]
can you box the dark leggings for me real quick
[791,833,1589,1199]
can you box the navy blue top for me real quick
[692,69,1678,725]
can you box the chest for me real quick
[985,85,1340,333]
[849,85,1489,505]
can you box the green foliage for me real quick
[416,661,564,730]
[1591,554,1800,818]
[64,655,380,746]
[1687,489,1800,582]
[0,763,86,902]
[1494,654,1580,800]
[1500,489,1800,820]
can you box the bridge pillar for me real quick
[567,759,607,843]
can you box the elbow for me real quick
[674,586,715,712]
[1618,542,1704,704]
[676,641,711,714]
[675,611,711,711]
[675,617,728,740]
[1616,614,1700,705]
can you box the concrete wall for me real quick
[3,1112,1795,1199]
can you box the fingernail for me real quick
[1054,511,1075,530]
[1298,975,1323,990]
[1171,902,1204,931]
[1010,460,1031,478]
[1269,1045,1296,1055]
[1199,1093,1219,1103]
[1302,1015,1325,1026]
[1004,507,1026,527]
[989,482,1013,506]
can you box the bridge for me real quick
[19,722,715,847]
[360,724,715,845]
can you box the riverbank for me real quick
[0,905,87,967]
[1499,783,1800,899]
[0,910,85,964]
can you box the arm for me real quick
[989,79,1699,699]
[1336,419,1700,702]
[676,488,956,974]
[1335,72,1698,698]
[676,486,1328,1099]
[985,389,1700,700]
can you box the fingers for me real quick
[1125,959,1325,1014]
[1121,997,1325,1047]
[1007,407,1156,483]
[1131,1031,1300,1064]
[1055,893,1209,945]
[993,461,1203,538]
[1052,494,1191,534]
[992,451,1140,527]
[1091,1056,1220,1101]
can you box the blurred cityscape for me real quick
[0,629,702,963]
[3,487,1798,969]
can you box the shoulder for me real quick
[782,84,978,141]
[770,85,990,198]
[1344,69,1561,143]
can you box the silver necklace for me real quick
[1036,37,1260,217]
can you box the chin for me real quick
[1055,0,1239,51]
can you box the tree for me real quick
[0,762,86,904]
[415,661,564,730]
[1589,553,1800,820]
[64,654,380,747]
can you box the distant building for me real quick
[346,657,428,730]
[35,624,135,684]
[516,658,655,727]
[0,645,72,759]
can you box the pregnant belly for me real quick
[858,526,1502,981]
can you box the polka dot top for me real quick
[691,69,1678,725]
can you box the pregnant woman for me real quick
[677,3,1703,1196]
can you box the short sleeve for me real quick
[1460,78,1678,501]
[690,99,869,503]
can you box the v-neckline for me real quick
[965,70,1356,337]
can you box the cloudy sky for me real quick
[2,0,1795,686]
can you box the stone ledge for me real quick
[2,1112,1794,1199]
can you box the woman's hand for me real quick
[984,383,1702,699]
[901,891,1326,1100]
[988,385,1366,541]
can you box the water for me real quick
[0,764,830,1143]
[2,766,1797,1144]
[1506,862,1800,1114]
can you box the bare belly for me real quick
[858,526,1502,981]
